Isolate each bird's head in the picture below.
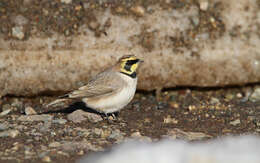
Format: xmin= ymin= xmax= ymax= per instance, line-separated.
xmin=118 ymin=55 xmax=143 ymax=78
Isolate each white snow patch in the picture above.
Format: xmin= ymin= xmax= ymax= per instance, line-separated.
xmin=79 ymin=135 xmax=260 ymax=163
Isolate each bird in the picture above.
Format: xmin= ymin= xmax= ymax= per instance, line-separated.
xmin=46 ymin=55 xmax=143 ymax=119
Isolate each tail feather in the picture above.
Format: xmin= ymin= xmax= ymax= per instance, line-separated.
xmin=45 ymin=98 xmax=68 ymax=108
xmin=45 ymin=91 xmax=81 ymax=108
xmin=58 ymin=94 xmax=70 ymax=99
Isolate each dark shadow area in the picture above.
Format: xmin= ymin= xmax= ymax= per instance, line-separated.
xmin=3 ymin=82 xmax=260 ymax=98
xmin=135 ymin=82 xmax=260 ymax=95
xmin=159 ymin=83 xmax=254 ymax=93
xmin=40 ymin=101 xmax=101 ymax=115
xmin=39 ymin=101 xmax=119 ymax=119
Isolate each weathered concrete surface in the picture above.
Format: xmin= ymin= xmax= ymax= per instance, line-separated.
xmin=0 ymin=0 xmax=260 ymax=96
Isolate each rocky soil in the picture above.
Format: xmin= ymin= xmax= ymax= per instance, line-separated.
xmin=1 ymin=85 xmax=260 ymax=162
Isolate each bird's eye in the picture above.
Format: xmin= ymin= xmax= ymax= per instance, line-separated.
xmin=126 ymin=59 xmax=139 ymax=65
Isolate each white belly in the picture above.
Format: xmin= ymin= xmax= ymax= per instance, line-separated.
xmin=84 ymin=75 xmax=137 ymax=114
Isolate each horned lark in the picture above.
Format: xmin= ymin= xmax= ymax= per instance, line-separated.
xmin=46 ymin=55 xmax=143 ymax=118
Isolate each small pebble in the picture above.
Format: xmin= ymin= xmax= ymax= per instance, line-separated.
xmin=169 ymin=102 xmax=179 ymax=108
xmin=67 ymin=110 xmax=103 ymax=123
xmin=25 ymin=106 xmax=37 ymax=115
xmin=144 ymin=118 xmax=151 ymax=123
xmin=0 ymin=123 xmax=8 ymax=131
xmin=83 ymin=2 xmax=90 ymax=9
xmin=191 ymin=16 xmax=200 ymax=26
xmin=40 ymin=121 xmax=51 ymax=132
xmin=12 ymin=26 xmax=25 ymax=40
xmin=12 ymin=14 xmax=28 ymax=26
xmin=188 ymin=105 xmax=196 ymax=111
xmin=249 ymin=87 xmax=260 ymax=102
xmin=88 ymin=21 xmax=100 ymax=30
xmin=42 ymin=156 xmax=51 ymax=162
xmin=130 ymin=6 xmax=145 ymax=16
xmin=210 ymin=97 xmax=220 ymax=104
xmin=131 ymin=132 xmax=152 ymax=142
xmin=2 ymin=104 xmax=11 ymax=111
xmin=93 ymin=128 xmax=103 ymax=136
xmin=108 ymin=129 xmax=125 ymax=141
xmin=38 ymin=151 xmax=48 ymax=158
xmin=115 ymin=6 xmax=124 ymax=14
xmin=49 ymin=142 xmax=61 ymax=148
xmin=52 ymin=119 xmax=67 ymax=124
xmin=75 ymin=5 xmax=82 ymax=11
xmin=78 ymin=150 xmax=84 ymax=155
xmin=57 ymin=151 xmax=70 ymax=156
xmin=199 ymin=0 xmax=209 ymax=11
xmin=60 ymin=0 xmax=72 ymax=4
xmin=225 ymin=94 xmax=234 ymax=101
xmin=11 ymin=98 xmax=23 ymax=110
xmin=164 ymin=115 xmax=178 ymax=124
xmin=18 ymin=115 xmax=53 ymax=121
xmin=230 ymin=119 xmax=241 ymax=126
xmin=131 ymin=131 xmax=142 ymax=138
xmin=156 ymin=102 xmax=168 ymax=110
xmin=166 ymin=128 xmax=212 ymax=141
xmin=0 ymin=109 xmax=11 ymax=116
xmin=0 ymin=130 xmax=19 ymax=138
xmin=255 ymin=121 xmax=260 ymax=127
xmin=236 ymin=93 xmax=243 ymax=98
xmin=252 ymin=117 xmax=260 ymax=127
xmin=42 ymin=9 xmax=49 ymax=16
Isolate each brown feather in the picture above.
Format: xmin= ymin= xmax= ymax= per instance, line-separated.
xmin=46 ymin=66 xmax=125 ymax=107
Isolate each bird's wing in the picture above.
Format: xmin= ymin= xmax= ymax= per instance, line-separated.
xmin=46 ymin=70 xmax=125 ymax=107
xmin=66 ymin=71 xmax=125 ymax=99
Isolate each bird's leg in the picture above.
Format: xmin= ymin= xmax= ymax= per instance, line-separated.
xmin=102 ymin=112 xmax=118 ymax=121
xmin=105 ymin=113 xmax=109 ymax=119
xmin=111 ymin=113 xmax=117 ymax=120
xmin=103 ymin=113 xmax=115 ymax=123
xmin=101 ymin=113 xmax=109 ymax=120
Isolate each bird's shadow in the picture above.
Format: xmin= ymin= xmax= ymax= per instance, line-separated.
xmin=40 ymin=101 xmax=102 ymax=115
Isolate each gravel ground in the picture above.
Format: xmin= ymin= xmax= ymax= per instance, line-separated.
xmin=0 ymin=85 xmax=260 ymax=162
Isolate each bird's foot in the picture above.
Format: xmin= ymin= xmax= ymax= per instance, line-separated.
xmin=102 ymin=113 xmax=118 ymax=122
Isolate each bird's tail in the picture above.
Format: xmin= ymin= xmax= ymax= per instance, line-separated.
xmin=45 ymin=98 xmax=68 ymax=108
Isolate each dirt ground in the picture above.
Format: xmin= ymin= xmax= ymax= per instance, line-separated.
xmin=1 ymin=85 xmax=260 ymax=162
